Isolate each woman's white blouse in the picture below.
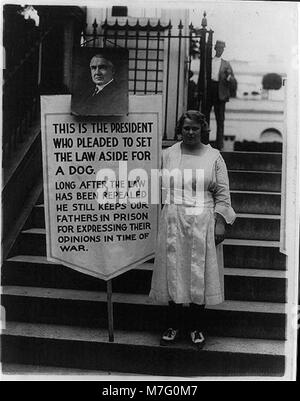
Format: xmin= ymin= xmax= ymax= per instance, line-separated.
xmin=150 ymin=142 xmax=236 ymax=306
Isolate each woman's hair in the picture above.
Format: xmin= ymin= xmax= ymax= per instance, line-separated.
xmin=175 ymin=110 xmax=210 ymax=140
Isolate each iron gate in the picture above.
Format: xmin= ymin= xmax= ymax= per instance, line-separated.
xmin=80 ymin=14 xmax=213 ymax=140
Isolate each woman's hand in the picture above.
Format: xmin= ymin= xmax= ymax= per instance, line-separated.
xmin=215 ymin=213 xmax=226 ymax=245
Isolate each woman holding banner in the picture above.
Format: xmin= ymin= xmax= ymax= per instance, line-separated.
xmin=149 ymin=110 xmax=236 ymax=349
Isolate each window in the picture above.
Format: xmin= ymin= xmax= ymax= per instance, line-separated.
xmin=260 ymin=128 xmax=282 ymax=142
xmin=111 ymin=6 xmax=128 ymax=17
xmin=127 ymin=7 xmax=161 ymax=18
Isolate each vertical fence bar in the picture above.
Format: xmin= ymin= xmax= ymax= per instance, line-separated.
xmin=187 ymin=22 xmax=194 ymax=111
xmin=80 ymin=22 xmax=87 ymax=46
xmin=197 ymin=12 xmax=208 ymax=113
xmin=103 ymin=19 xmax=108 ymax=48
xmin=206 ymin=29 xmax=213 ymax=82
xmin=114 ymin=19 xmax=118 ymax=47
xmin=201 ymin=13 xmax=209 ymax=116
xmin=144 ymin=20 xmax=151 ymax=94
xmin=163 ymin=21 xmax=172 ymax=140
xmin=92 ymin=19 xmax=98 ymax=48
xmin=201 ymin=30 xmax=207 ymax=116
xmin=174 ymin=20 xmax=183 ymax=140
xmin=205 ymin=28 xmax=213 ymax=127
xmin=188 ymin=23 xmax=193 ymax=82
xmin=38 ymin=34 xmax=43 ymax=85
xmin=197 ymin=29 xmax=205 ymax=111
xmin=133 ymin=20 xmax=140 ymax=95
xmin=155 ymin=21 xmax=161 ymax=94
xmin=124 ymin=19 xmax=129 ymax=49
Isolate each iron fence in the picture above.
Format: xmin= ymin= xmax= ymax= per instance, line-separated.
xmin=80 ymin=17 xmax=212 ymax=140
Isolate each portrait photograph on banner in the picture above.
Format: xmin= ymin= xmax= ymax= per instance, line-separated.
xmin=71 ymin=47 xmax=129 ymax=116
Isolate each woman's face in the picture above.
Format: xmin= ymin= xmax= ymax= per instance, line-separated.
xmin=182 ymin=118 xmax=202 ymax=146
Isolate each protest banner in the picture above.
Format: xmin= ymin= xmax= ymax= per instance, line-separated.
xmin=41 ymin=95 xmax=162 ymax=281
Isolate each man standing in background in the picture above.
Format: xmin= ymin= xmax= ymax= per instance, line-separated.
xmin=205 ymin=40 xmax=235 ymax=150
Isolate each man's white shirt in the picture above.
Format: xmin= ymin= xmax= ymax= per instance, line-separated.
xmin=211 ymin=57 xmax=222 ymax=82
xmin=93 ymin=79 xmax=114 ymax=96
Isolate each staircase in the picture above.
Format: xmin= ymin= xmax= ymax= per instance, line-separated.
xmin=1 ymin=150 xmax=287 ymax=377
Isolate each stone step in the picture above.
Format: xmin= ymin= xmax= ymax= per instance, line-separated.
xmin=224 ymin=241 xmax=285 ymax=270
xmin=233 ymin=142 xmax=282 ymax=153
xmin=228 ymin=214 xmax=280 ymax=241
xmin=1 ymin=363 xmax=142 ymax=376
xmin=1 ymin=322 xmax=285 ymax=376
xmin=231 ymin=191 xmax=281 ymax=215
xmin=222 ymin=151 xmax=282 ymax=172
xmin=228 ymin=171 xmax=281 ymax=192
xmin=224 ymin=269 xmax=286 ymax=303
xmin=1 ymin=286 xmax=286 ymax=340
xmin=3 ymin=256 xmax=287 ymax=303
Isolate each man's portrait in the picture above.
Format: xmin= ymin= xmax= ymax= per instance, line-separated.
xmin=71 ymin=48 xmax=128 ymax=116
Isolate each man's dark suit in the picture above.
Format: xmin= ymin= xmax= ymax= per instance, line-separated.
xmin=205 ymin=58 xmax=235 ymax=149
xmin=71 ymin=80 xmax=128 ymax=116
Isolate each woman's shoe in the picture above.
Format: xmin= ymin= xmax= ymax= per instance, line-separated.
xmin=160 ymin=328 xmax=180 ymax=346
xmin=190 ymin=330 xmax=205 ymax=349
